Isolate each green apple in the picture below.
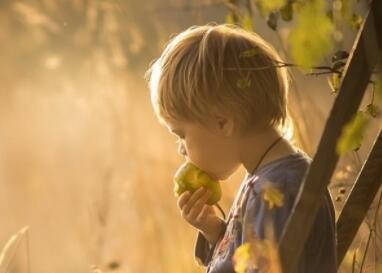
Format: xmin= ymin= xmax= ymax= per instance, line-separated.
xmin=173 ymin=161 xmax=222 ymax=205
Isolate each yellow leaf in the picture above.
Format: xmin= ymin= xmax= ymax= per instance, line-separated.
xmin=236 ymin=78 xmax=251 ymax=89
xmin=288 ymin=0 xmax=334 ymax=72
xmin=366 ymin=103 xmax=379 ymax=118
xmin=350 ymin=13 xmax=363 ymax=30
xmin=336 ymin=111 xmax=369 ymax=155
xmin=233 ymin=238 xmax=282 ymax=273
xmin=255 ymin=0 xmax=287 ymax=14
xmin=241 ymin=13 xmax=254 ymax=32
xmin=342 ymin=249 xmax=359 ymax=269
xmin=233 ymin=242 xmax=252 ymax=273
xmin=240 ymin=48 xmax=260 ymax=58
xmin=225 ymin=12 xmax=236 ymax=25
xmin=261 ymin=182 xmax=284 ymax=209
xmin=327 ymin=73 xmax=342 ymax=94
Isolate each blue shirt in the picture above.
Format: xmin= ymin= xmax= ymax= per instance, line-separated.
xmin=194 ymin=150 xmax=337 ymax=273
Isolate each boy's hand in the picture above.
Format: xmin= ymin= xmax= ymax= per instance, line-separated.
xmin=177 ymin=187 xmax=225 ymax=245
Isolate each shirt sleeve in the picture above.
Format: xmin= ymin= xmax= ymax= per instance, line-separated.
xmin=194 ymin=221 xmax=228 ymax=266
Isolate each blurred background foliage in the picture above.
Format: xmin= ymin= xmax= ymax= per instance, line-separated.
xmin=0 ymin=0 xmax=381 ymax=273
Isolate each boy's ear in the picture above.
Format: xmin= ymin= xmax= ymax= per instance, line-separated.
xmin=210 ymin=108 xmax=235 ymax=137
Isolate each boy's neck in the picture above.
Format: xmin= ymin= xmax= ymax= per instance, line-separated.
xmin=239 ymin=126 xmax=298 ymax=176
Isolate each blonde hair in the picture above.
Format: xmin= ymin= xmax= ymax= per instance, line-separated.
xmin=144 ymin=23 xmax=292 ymax=136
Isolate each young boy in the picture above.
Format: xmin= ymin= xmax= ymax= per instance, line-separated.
xmin=144 ymin=23 xmax=337 ymax=273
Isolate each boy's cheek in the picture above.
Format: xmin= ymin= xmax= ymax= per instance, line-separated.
xmin=190 ymin=159 xmax=221 ymax=180
xmin=184 ymin=143 xmax=226 ymax=177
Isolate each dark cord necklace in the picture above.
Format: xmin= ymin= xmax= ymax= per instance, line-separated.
xmin=215 ymin=133 xmax=285 ymax=221
xmin=248 ymin=133 xmax=285 ymax=176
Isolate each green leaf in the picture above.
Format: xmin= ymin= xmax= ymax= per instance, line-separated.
xmin=366 ymin=103 xmax=380 ymax=118
xmin=255 ymin=0 xmax=287 ymax=14
xmin=288 ymin=0 xmax=335 ymax=72
xmin=266 ymin=12 xmax=278 ymax=31
xmin=351 ymin=13 xmax=363 ymax=30
xmin=237 ymin=78 xmax=252 ymax=89
xmin=226 ymin=12 xmax=236 ymax=24
xmin=241 ymin=13 xmax=254 ymax=31
xmin=240 ymin=48 xmax=260 ymax=58
xmin=327 ymin=73 xmax=342 ymax=94
xmin=336 ymin=111 xmax=369 ymax=155
xmin=280 ymin=1 xmax=293 ymax=21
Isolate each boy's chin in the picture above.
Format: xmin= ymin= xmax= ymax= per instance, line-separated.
xmin=211 ymin=171 xmax=234 ymax=181
xmin=205 ymin=171 xmax=221 ymax=181
xmin=215 ymin=165 xmax=241 ymax=181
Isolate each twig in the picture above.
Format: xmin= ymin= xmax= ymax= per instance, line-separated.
xmin=26 ymin=228 xmax=31 ymax=273
xmin=1 ymin=226 xmax=29 ymax=273
xmin=305 ymin=71 xmax=340 ymax=76
xmin=359 ymin=189 xmax=382 ymax=273
xmin=354 ymin=151 xmax=363 ymax=170
xmin=359 ymin=228 xmax=372 ymax=273
xmin=352 ymin=249 xmax=357 ymax=273
xmin=223 ymin=60 xmax=345 ymax=77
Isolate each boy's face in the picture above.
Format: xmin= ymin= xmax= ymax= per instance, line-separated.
xmin=164 ymin=115 xmax=241 ymax=181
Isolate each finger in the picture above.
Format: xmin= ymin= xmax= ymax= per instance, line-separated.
xmin=182 ymin=187 xmax=207 ymax=215
xmin=177 ymin=191 xmax=192 ymax=210
xmin=184 ymin=189 xmax=212 ymax=217
xmin=187 ymin=187 xmax=207 ymax=207
xmin=195 ymin=205 xmax=209 ymax=222
xmin=188 ymin=190 xmax=212 ymax=216
xmin=186 ymin=197 xmax=212 ymax=223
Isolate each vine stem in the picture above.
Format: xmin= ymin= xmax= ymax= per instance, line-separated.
xmin=214 ymin=202 xmax=226 ymax=220
xmin=223 ymin=60 xmax=343 ymax=76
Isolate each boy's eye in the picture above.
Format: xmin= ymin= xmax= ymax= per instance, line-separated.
xmin=174 ymin=133 xmax=185 ymax=140
xmin=175 ymin=138 xmax=183 ymax=144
